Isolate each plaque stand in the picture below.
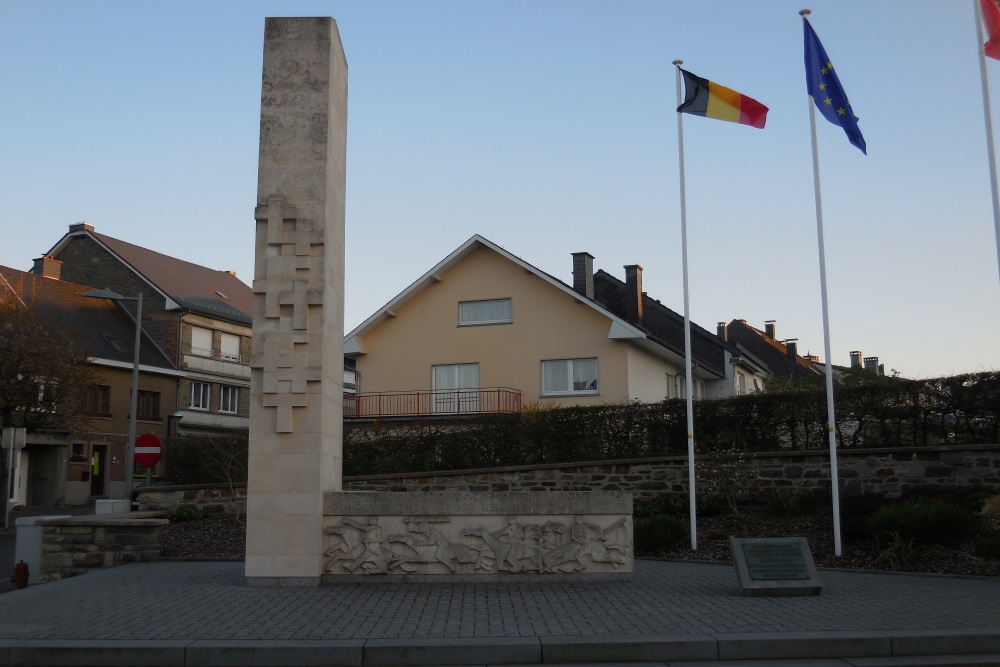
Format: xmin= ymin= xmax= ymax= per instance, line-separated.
xmin=730 ymin=537 xmax=822 ymax=597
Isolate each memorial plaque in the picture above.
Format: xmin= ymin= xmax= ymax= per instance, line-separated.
xmin=742 ymin=541 xmax=810 ymax=580
xmin=730 ymin=537 xmax=821 ymax=597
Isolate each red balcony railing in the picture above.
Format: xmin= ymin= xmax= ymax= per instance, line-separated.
xmin=344 ymin=387 xmax=521 ymax=420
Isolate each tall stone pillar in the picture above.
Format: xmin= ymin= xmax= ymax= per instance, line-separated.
xmin=245 ymin=17 xmax=347 ymax=586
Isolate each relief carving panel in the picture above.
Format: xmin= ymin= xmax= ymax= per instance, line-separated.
xmin=324 ymin=514 xmax=631 ymax=575
xmin=252 ymin=195 xmax=324 ymax=433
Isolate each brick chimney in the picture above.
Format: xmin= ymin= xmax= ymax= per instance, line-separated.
xmin=764 ymin=320 xmax=776 ymax=339
xmin=624 ymin=265 xmax=643 ymax=324
xmin=69 ymin=222 xmax=94 ymax=233
xmin=571 ymin=252 xmax=594 ymax=300
xmin=850 ymin=351 xmax=863 ymax=368
xmin=784 ymin=339 xmax=798 ymax=359
xmin=31 ymin=256 xmax=62 ymax=280
xmin=717 ymin=322 xmax=728 ymax=341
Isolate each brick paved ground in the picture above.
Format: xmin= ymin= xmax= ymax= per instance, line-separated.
xmin=1 ymin=560 xmax=998 ymax=642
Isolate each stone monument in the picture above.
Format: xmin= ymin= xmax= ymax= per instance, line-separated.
xmin=246 ymin=17 xmax=631 ymax=585
xmin=245 ymin=17 xmax=347 ymax=586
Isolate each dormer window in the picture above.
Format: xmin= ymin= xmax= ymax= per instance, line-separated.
xmin=459 ymin=298 xmax=512 ymax=326
xmin=102 ymin=335 xmax=126 ymax=353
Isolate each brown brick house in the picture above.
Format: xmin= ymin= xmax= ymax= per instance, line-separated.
xmin=43 ymin=223 xmax=252 ymax=437
xmin=0 ymin=264 xmax=181 ymax=505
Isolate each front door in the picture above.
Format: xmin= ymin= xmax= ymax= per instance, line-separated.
xmin=89 ymin=445 xmax=107 ymax=497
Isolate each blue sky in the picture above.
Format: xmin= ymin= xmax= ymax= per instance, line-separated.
xmin=2 ymin=1 xmax=998 ymax=379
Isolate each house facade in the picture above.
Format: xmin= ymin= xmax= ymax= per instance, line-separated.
xmin=1 ymin=264 xmax=182 ymax=505
xmin=44 ymin=223 xmax=252 ymax=437
xmin=345 ymin=236 xmax=767 ymax=416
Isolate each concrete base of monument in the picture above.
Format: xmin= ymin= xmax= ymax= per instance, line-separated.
xmin=320 ymin=491 xmax=633 ymax=581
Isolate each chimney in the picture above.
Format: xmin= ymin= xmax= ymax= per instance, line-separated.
xmin=571 ymin=252 xmax=594 ymax=300
xmin=717 ymin=322 xmax=728 ymax=341
xmin=764 ymin=320 xmax=776 ymax=339
xmin=850 ymin=351 xmax=863 ymax=368
xmin=864 ymin=356 xmax=880 ymax=373
xmin=784 ymin=339 xmax=798 ymax=359
xmin=69 ymin=222 xmax=94 ymax=233
xmin=624 ymin=264 xmax=643 ymax=324
xmin=31 ymin=256 xmax=62 ymax=280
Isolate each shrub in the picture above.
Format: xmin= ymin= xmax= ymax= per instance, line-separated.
xmin=980 ymin=495 xmax=1000 ymax=532
xmin=168 ymin=507 xmax=206 ymax=522
xmin=634 ymin=494 xmax=688 ymax=520
xmin=871 ymin=530 xmax=916 ymax=570
xmin=841 ymin=495 xmax=886 ymax=538
xmin=697 ymin=495 xmax=728 ymax=518
xmin=766 ymin=492 xmax=823 ymax=519
xmin=633 ymin=515 xmax=688 ymax=554
xmin=974 ymin=535 xmax=1000 ymax=560
xmin=866 ymin=497 xmax=976 ymax=547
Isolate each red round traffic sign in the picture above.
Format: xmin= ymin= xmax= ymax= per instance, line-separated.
xmin=134 ymin=433 xmax=162 ymax=467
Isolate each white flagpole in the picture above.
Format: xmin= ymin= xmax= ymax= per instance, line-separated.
xmin=801 ymin=9 xmax=842 ymax=557
xmin=974 ymin=0 xmax=1000 ymax=289
xmin=673 ymin=59 xmax=698 ymax=551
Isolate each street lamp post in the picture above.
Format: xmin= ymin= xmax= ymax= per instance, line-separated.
xmin=83 ymin=288 xmax=142 ymax=504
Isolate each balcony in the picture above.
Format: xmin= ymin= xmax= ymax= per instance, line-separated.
xmin=344 ymin=387 xmax=521 ymax=420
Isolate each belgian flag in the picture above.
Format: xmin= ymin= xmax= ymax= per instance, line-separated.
xmin=676 ymin=68 xmax=768 ymax=129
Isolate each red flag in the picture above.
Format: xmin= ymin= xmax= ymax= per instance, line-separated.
xmin=982 ymin=0 xmax=1000 ymax=60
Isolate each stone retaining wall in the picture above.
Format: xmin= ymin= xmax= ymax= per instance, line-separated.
xmin=39 ymin=512 xmax=168 ymax=583
xmin=136 ymin=486 xmax=244 ymax=515
xmin=343 ymin=445 xmax=1000 ymax=501
xmin=135 ymin=445 xmax=1000 ymax=514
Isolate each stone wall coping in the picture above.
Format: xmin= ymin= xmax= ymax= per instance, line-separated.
xmin=343 ymin=443 xmax=1000 ymax=481
xmin=39 ymin=511 xmax=169 ymax=527
xmin=135 ymin=483 xmax=237 ymax=493
xmin=324 ymin=490 xmax=632 ymax=515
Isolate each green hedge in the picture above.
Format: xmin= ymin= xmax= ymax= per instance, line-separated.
xmin=344 ymin=371 xmax=1000 ymax=476
xmin=163 ymin=372 xmax=1000 ymax=484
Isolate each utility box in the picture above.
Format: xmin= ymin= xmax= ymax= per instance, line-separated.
xmin=95 ymin=499 xmax=130 ymax=515
xmin=14 ymin=515 xmax=70 ymax=585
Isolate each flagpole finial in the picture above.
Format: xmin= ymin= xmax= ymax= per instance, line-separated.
xmin=799 ymin=8 xmax=812 ymax=17
xmin=672 ymin=59 xmax=683 ymax=66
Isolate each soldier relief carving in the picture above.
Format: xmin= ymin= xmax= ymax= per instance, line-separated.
xmin=324 ymin=515 xmax=631 ymax=575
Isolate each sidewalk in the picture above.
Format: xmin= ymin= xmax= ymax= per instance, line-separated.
xmin=0 ymin=559 xmax=997 ymax=665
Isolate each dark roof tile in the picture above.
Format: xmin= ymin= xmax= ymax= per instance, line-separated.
xmin=90 ymin=231 xmax=252 ymax=325
xmin=0 ymin=266 xmax=176 ymax=370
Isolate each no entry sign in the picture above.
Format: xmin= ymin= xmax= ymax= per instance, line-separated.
xmin=134 ymin=433 xmax=162 ymax=467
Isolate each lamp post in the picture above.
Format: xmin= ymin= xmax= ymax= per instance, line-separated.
xmin=83 ymin=288 xmax=142 ymax=503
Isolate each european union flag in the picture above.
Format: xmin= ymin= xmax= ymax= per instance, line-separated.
xmin=803 ymin=19 xmax=866 ymax=154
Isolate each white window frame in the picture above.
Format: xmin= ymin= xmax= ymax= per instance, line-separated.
xmin=190 ymin=381 xmax=210 ymax=411
xmin=431 ymin=363 xmax=480 ymax=413
xmin=219 ymin=385 xmax=239 ymax=414
xmin=190 ymin=326 xmax=213 ymax=358
xmin=541 ymin=358 xmax=599 ymax=396
xmin=676 ymin=375 xmax=686 ymax=400
xmin=665 ymin=374 xmax=673 ymax=399
xmin=219 ymin=333 xmax=241 ymax=362
xmin=458 ymin=299 xmax=512 ymax=326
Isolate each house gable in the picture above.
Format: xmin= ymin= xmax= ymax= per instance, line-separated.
xmin=47 ymin=224 xmax=252 ymax=326
xmin=726 ymin=319 xmax=822 ymax=382
xmin=353 ymin=244 xmax=634 ymax=404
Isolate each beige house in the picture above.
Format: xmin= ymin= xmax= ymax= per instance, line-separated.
xmin=345 ymin=236 xmax=766 ymax=417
